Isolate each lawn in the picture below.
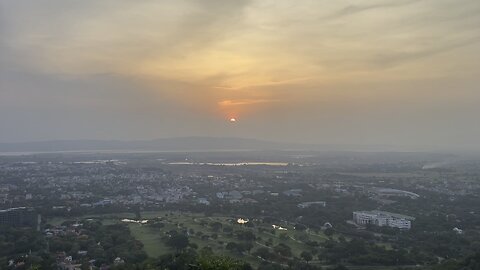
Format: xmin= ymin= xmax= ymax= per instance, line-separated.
xmin=128 ymin=223 xmax=170 ymax=257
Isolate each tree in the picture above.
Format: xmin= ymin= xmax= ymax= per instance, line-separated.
xmin=27 ymin=264 xmax=40 ymax=270
xmin=166 ymin=234 xmax=189 ymax=251
xmin=274 ymin=243 xmax=292 ymax=257
xmin=226 ymin=242 xmax=238 ymax=251
xmin=295 ymin=224 xmax=307 ymax=231
xmin=324 ymin=228 xmax=334 ymax=237
xmin=226 ymin=242 xmax=253 ymax=254
xmin=236 ymin=231 xmax=256 ymax=242
xmin=306 ymin=240 xmax=319 ymax=247
xmin=301 ymin=251 xmax=313 ymax=263
xmin=210 ymin=222 xmax=223 ymax=232
xmin=242 ymin=242 xmax=254 ymax=254
xmin=197 ymin=254 xmax=253 ymax=270
xmin=332 ymin=264 xmax=349 ymax=270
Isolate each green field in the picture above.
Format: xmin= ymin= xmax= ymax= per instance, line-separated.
xmin=128 ymin=223 xmax=170 ymax=257
xmin=47 ymin=211 xmax=408 ymax=269
xmin=47 ymin=210 xmax=333 ymax=266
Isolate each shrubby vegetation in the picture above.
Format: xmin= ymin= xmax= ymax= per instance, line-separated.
xmin=0 ymin=226 xmax=53 ymax=269
xmin=117 ymin=250 xmax=253 ymax=270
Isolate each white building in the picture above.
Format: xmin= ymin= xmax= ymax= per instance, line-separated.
xmin=453 ymin=227 xmax=463 ymax=234
xmin=388 ymin=218 xmax=412 ymax=229
xmin=197 ymin=198 xmax=210 ymax=205
xmin=353 ymin=210 xmax=414 ymax=230
xmin=373 ymin=188 xmax=420 ymax=199
xmin=297 ymin=201 xmax=326 ymax=208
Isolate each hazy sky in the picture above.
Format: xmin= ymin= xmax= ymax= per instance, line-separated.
xmin=1 ymin=0 xmax=480 ymax=149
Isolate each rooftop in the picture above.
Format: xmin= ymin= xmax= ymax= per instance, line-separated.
xmin=354 ymin=210 xmax=415 ymax=220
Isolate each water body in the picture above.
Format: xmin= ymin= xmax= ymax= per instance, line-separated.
xmin=168 ymin=162 xmax=289 ymax=166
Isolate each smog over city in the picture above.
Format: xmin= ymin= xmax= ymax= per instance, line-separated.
xmin=1 ymin=1 xmax=480 ymax=270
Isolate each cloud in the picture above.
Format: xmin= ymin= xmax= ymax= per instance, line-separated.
xmin=324 ymin=0 xmax=423 ymax=20
xmin=218 ymin=99 xmax=280 ymax=107
xmin=371 ymin=35 xmax=480 ymax=68
xmin=212 ymin=77 xmax=313 ymax=90
xmin=1 ymin=0 xmax=480 ymax=147
xmin=2 ymin=0 xmax=479 ymax=81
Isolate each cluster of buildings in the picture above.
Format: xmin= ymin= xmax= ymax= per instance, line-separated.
xmin=353 ymin=210 xmax=415 ymax=230
xmin=215 ymin=190 xmax=263 ymax=204
xmin=282 ymin=189 xmax=302 ymax=197
xmin=215 ymin=188 xmax=308 ymax=204
xmin=0 ymin=160 xmax=199 ymax=212
xmin=44 ymin=222 xmax=127 ymax=270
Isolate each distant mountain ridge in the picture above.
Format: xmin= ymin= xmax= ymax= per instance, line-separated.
xmin=0 ymin=137 xmax=444 ymax=153
xmin=0 ymin=137 xmax=318 ymax=152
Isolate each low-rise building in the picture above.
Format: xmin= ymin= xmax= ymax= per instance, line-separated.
xmin=297 ymin=201 xmax=326 ymax=208
xmin=353 ymin=210 xmax=414 ymax=230
xmin=197 ymin=198 xmax=210 ymax=205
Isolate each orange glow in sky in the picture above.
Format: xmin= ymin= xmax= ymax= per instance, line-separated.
xmin=2 ymin=1 xmax=480 ymax=147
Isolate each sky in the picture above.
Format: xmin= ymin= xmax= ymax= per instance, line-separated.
xmin=1 ymin=0 xmax=480 ymax=149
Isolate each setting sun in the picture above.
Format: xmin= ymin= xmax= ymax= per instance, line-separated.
xmin=1 ymin=1 xmax=480 ymax=269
